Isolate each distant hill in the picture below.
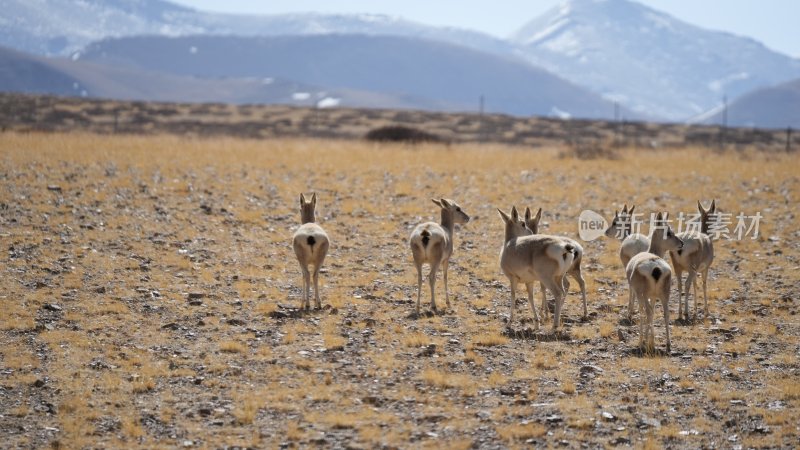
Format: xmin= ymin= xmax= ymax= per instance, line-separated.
xmin=699 ymin=78 xmax=800 ymax=129
xmin=4 ymin=0 xmax=800 ymax=123
xmin=0 ymin=46 xmax=83 ymax=95
xmin=78 ymin=34 xmax=623 ymax=119
xmin=0 ymin=44 xmax=453 ymax=109
xmin=0 ymin=0 xmax=512 ymax=59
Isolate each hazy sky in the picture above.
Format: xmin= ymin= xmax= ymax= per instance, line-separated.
xmin=172 ymin=0 xmax=800 ymax=58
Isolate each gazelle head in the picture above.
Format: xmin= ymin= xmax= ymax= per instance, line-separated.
xmin=654 ymin=212 xmax=683 ymax=252
xmin=697 ymin=199 xmax=716 ymax=235
xmin=498 ymin=206 xmax=529 ymax=241
xmin=605 ymin=203 xmax=636 ymax=239
xmin=433 ymin=198 xmax=470 ymax=225
xmin=523 ymin=207 xmax=542 ymax=234
xmin=299 ymin=192 xmax=317 ymax=224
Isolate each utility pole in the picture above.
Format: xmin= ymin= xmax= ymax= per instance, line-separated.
xmin=478 ymin=95 xmax=485 ymax=142
xmin=719 ymin=94 xmax=728 ymax=149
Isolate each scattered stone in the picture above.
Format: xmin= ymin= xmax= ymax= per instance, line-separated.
xmin=752 ymin=425 xmax=770 ymax=435
xmin=610 ymin=437 xmax=631 ymax=445
xmin=638 ymin=417 xmax=661 ymax=429
xmin=417 ymin=344 xmax=436 ymax=357
xmin=47 ymin=185 xmax=62 ymax=192
xmin=601 ymin=411 xmax=616 ymax=422
xmin=546 ymin=414 xmax=563 ymax=423
xmin=43 ymin=303 xmax=62 ymax=312
xmin=268 ymin=310 xmax=289 ymax=319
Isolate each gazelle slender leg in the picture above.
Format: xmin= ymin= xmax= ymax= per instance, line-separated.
xmin=301 ymin=265 xmax=311 ymax=310
xmin=675 ymin=269 xmax=684 ymax=321
xmin=539 ymin=282 xmax=548 ymax=323
xmin=428 ymin=260 xmax=441 ymax=312
xmin=313 ymin=267 xmax=321 ymax=309
xmin=509 ymin=278 xmax=518 ymax=324
xmin=526 ymin=282 xmax=540 ymax=331
xmin=571 ymin=269 xmax=587 ymax=319
xmin=645 ymin=299 xmax=655 ymax=353
xmin=702 ymin=268 xmax=710 ymax=317
xmin=685 ymin=270 xmax=697 ymax=322
xmin=442 ymin=259 xmax=450 ymax=309
xmin=639 ymin=298 xmax=647 ymax=352
xmin=541 ymin=276 xmax=565 ymax=330
xmin=415 ymin=263 xmax=423 ymax=315
xmin=627 ymin=282 xmax=636 ymax=322
xmin=661 ymin=295 xmax=671 ymax=354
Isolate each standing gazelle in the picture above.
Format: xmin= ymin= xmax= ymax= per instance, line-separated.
xmin=523 ymin=207 xmax=588 ymax=320
xmin=292 ymin=193 xmax=330 ymax=310
xmin=605 ymin=204 xmax=650 ymax=268
xmin=409 ymin=198 xmax=470 ymax=315
xmin=626 ymin=212 xmax=683 ymax=353
xmin=670 ymin=200 xmax=716 ymax=323
xmin=498 ymin=207 xmax=576 ymax=330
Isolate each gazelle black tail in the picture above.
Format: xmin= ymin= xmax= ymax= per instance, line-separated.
xmin=651 ymin=267 xmax=662 ymax=282
xmin=421 ymin=230 xmax=431 ymax=247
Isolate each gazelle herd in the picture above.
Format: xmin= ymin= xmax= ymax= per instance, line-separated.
xmin=292 ymin=193 xmax=718 ymax=355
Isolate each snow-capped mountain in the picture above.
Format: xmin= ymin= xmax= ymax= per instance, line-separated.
xmin=510 ymin=0 xmax=800 ymax=120
xmin=0 ymin=0 xmax=513 ymax=58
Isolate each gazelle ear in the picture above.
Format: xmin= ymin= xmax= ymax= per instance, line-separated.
xmin=524 ymin=207 xmax=532 ymax=222
xmin=710 ymin=199 xmax=716 ymax=213
xmin=614 ymin=210 xmax=619 ymax=218
xmin=300 ymin=193 xmax=306 ymax=205
xmin=431 ymin=198 xmax=442 ymax=207
xmin=534 ymin=207 xmax=542 ymax=224
xmin=628 ymin=205 xmax=635 ymax=215
xmin=697 ymin=200 xmax=706 ymax=215
xmin=622 ymin=204 xmax=629 ymax=214
xmin=311 ymin=192 xmax=317 ymax=207
xmin=497 ymin=208 xmax=511 ymax=224
xmin=511 ymin=206 xmax=519 ymax=222
xmin=439 ymin=198 xmax=451 ymax=208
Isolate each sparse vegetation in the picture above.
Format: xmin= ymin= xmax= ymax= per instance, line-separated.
xmin=0 ymin=130 xmax=798 ymax=449
xmin=364 ymin=125 xmax=444 ymax=143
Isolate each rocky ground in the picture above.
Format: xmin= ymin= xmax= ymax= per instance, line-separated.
xmin=0 ymin=132 xmax=798 ymax=449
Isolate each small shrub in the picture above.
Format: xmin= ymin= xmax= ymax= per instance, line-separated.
xmin=364 ymin=125 xmax=443 ymax=144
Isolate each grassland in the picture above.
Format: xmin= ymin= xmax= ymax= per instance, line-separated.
xmin=1 ymin=132 xmax=798 ymax=449
xmin=2 ymin=92 xmax=797 ymax=152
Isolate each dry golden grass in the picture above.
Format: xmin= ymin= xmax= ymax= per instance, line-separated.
xmin=496 ymin=422 xmax=547 ymax=441
xmin=1 ymin=132 xmax=797 ymax=449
